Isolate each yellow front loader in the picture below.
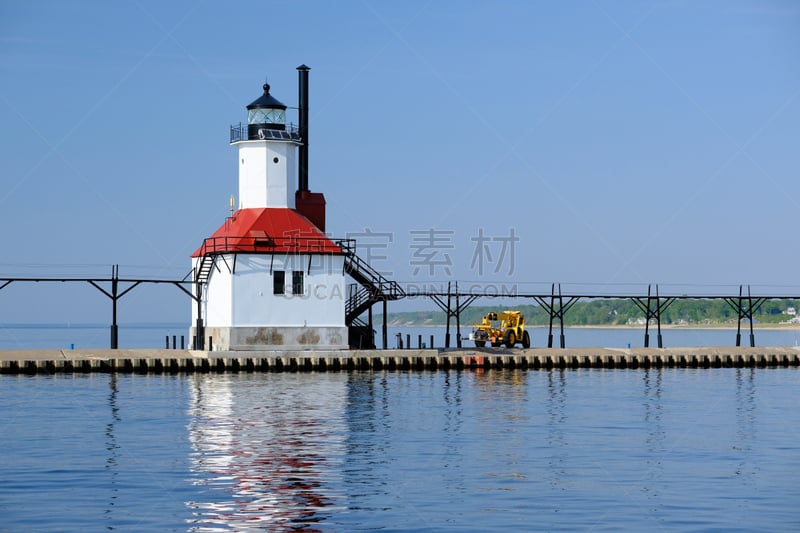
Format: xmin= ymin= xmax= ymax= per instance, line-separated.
xmin=469 ymin=310 xmax=530 ymax=348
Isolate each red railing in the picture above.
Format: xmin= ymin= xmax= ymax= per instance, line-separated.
xmin=197 ymin=235 xmax=352 ymax=256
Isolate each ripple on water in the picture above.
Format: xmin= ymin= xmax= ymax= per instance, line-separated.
xmin=1 ymin=369 xmax=800 ymax=531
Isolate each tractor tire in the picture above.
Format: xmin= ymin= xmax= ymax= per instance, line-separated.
xmin=522 ymin=330 xmax=531 ymax=349
xmin=504 ymin=330 xmax=516 ymax=348
xmin=475 ymin=340 xmax=486 ymax=348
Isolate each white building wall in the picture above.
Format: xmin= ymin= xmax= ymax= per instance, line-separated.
xmin=206 ymin=259 xmax=233 ymax=326
xmin=237 ymin=141 xmax=298 ymax=209
xmin=192 ymin=255 xmax=234 ymax=327
xmin=231 ymin=254 xmax=345 ymax=327
xmin=194 ymin=253 xmax=345 ymax=330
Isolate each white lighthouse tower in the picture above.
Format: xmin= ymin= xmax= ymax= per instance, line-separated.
xmin=190 ymin=69 xmax=347 ymax=351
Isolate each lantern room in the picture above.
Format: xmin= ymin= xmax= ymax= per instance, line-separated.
xmin=247 ymin=82 xmax=287 ymax=138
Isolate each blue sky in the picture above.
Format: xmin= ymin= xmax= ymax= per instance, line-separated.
xmin=1 ymin=0 xmax=799 ymax=323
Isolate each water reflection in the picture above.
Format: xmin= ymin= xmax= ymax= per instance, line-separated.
xmin=441 ymin=372 xmax=466 ymax=497
xmin=342 ymin=372 xmax=392 ymax=512
xmin=186 ymin=374 xmax=347 ymax=532
xmin=642 ymin=369 xmax=665 ymax=451
xmin=472 ymin=369 xmax=532 ymax=494
xmin=641 ymin=369 xmax=665 ymax=503
xmin=734 ymin=368 xmax=756 ymax=483
xmin=546 ymin=370 xmax=568 ymax=488
xmin=105 ymin=374 xmax=120 ymax=528
xmin=442 ymin=371 xmax=463 ymax=451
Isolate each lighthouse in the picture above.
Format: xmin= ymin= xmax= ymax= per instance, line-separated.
xmin=190 ymin=66 xmax=348 ymax=351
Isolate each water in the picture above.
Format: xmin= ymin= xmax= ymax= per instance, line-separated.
xmin=2 ymin=367 xmax=799 ymax=531
xmin=379 ymin=325 xmax=800 ymax=350
xmin=2 ymin=323 xmax=798 ymax=351
xmin=0 ymin=323 xmax=190 ymax=350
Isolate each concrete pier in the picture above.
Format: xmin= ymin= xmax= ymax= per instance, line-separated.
xmin=1 ymin=346 xmax=799 ymax=375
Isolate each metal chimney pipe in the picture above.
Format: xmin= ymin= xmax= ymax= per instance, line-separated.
xmin=297 ymin=64 xmax=310 ymax=192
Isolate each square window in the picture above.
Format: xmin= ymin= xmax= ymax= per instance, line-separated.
xmin=273 ymin=271 xmax=285 ymax=295
xmin=292 ymin=271 xmax=304 ymax=295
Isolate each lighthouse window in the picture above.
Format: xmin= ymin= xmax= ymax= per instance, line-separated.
xmin=273 ymin=270 xmax=285 ymax=295
xmin=248 ymin=108 xmax=286 ymax=125
xmin=292 ymin=271 xmax=304 ymax=295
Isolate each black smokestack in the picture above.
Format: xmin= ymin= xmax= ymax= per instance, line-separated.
xmin=297 ymin=64 xmax=310 ymax=192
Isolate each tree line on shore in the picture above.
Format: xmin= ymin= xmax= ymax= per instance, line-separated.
xmin=386 ymin=299 xmax=800 ymax=327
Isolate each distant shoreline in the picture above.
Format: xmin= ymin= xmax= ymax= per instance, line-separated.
xmin=562 ymin=324 xmax=800 ymax=330
xmin=388 ymin=322 xmax=800 ymax=330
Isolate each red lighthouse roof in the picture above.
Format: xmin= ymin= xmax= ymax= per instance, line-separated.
xmin=191 ymin=208 xmax=342 ymax=258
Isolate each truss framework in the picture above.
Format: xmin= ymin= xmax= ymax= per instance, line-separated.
xmin=0 ymin=268 xmax=791 ymax=350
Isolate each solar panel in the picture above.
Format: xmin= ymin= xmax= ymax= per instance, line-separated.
xmin=229 ymin=123 xmax=300 ymax=142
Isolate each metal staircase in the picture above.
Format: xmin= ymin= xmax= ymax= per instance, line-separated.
xmin=194 ymin=253 xmax=216 ymax=284
xmin=337 ymin=240 xmax=405 ymax=325
xmin=348 ymin=316 xmax=376 ymax=349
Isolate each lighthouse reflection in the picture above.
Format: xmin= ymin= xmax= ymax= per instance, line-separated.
xmin=186 ymin=374 xmax=347 ymax=532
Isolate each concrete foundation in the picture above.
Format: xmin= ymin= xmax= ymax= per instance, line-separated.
xmin=2 ymin=346 xmax=800 ymax=375
xmin=190 ymin=325 xmax=348 ymax=351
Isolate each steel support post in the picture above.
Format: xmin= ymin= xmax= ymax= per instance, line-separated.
xmin=446 ymin=284 xmax=452 ymax=348
xmin=382 ymin=299 xmax=388 ymax=350
xmin=368 ymin=305 xmax=373 ymax=347
xmin=88 ymin=265 xmax=142 ymax=350
xmin=633 ymin=285 xmax=674 ymax=349
xmin=725 ymin=286 xmax=764 ymax=348
xmin=748 ymin=288 xmax=756 ymax=347
xmin=536 ymin=284 xmax=576 ymax=349
xmin=735 ymin=286 xmax=743 ymax=347
xmin=110 ymin=265 xmax=119 ymax=349
xmin=558 ymin=287 xmax=566 ymax=348
xmin=656 ymin=285 xmax=663 ymax=348
xmin=195 ymin=280 xmax=205 ymax=350
xmin=455 ymin=287 xmax=462 ymax=348
xmin=643 ymin=286 xmax=651 ymax=348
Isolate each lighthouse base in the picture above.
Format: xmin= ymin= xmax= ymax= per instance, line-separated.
xmin=190 ymin=325 xmax=348 ymax=351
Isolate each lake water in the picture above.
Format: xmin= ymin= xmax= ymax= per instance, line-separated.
xmin=383 ymin=325 xmax=800 ymax=350
xmin=2 ymin=323 xmax=800 ymax=350
xmin=1 ymin=364 xmax=799 ymax=531
xmin=0 ymin=323 xmax=190 ymax=351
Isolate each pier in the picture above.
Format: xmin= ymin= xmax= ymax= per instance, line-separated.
xmin=4 ymin=271 xmax=800 ymax=351
xmin=2 ymin=346 xmax=799 ymax=375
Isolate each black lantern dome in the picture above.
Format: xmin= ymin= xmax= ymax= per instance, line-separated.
xmin=246 ymin=82 xmax=287 ymax=138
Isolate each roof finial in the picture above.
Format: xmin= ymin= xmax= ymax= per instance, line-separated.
xmin=263 ymin=75 xmax=270 ymax=94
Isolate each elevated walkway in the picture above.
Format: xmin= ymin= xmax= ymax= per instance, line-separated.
xmin=336 ymin=240 xmax=405 ymax=347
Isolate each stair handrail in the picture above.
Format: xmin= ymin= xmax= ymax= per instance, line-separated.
xmin=337 ymin=239 xmax=405 ymax=299
xmin=346 ymin=284 xmax=373 ymax=315
xmin=194 ymin=253 xmax=216 ymax=284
